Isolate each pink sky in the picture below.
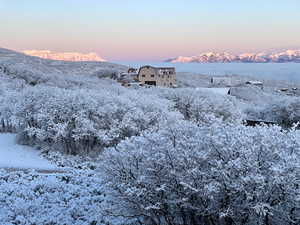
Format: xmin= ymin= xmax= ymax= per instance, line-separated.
xmin=1 ymin=0 xmax=300 ymax=61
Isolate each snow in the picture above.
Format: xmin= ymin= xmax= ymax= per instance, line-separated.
xmin=165 ymin=49 xmax=300 ymax=63
xmin=0 ymin=47 xmax=127 ymax=78
xmin=196 ymin=87 xmax=230 ymax=95
xmin=0 ymin=133 xmax=57 ymax=170
xmin=0 ymin=46 xmax=299 ymax=225
xmin=120 ymin=61 xmax=300 ymax=81
xmin=23 ymin=50 xmax=106 ymax=62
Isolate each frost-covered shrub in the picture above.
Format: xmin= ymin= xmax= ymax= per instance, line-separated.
xmin=160 ymin=88 xmax=242 ymax=125
xmin=228 ymin=86 xmax=278 ymax=102
xmin=100 ymin=122 xmax=300 ymax=225
xmin=41 ymin=150 xmax=99 ymax=170
xmin=245 ymin=96 xmax=300 ymax=127
xmin=0 ymin=93 xmax=20 ymax=132
xmin=0 ymin=169 xmax=120 ymax=225
xmin=0 ymin=75 xmax=26 ymax=132
xmin=8 ymin=86 xmax=178 ymax=155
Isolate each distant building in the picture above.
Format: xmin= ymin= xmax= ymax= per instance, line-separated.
xmin=128 ymin=68 xmax=138 ymax=73
xmin=245 ymin=80 xmax=263 ymax=89
xmin=117 ymin=71 xmax=138 ymax=86
xmin=117 ymin=65 xmax=177 ymax=88
xmin=277 ymin=87 xmax=300 ymax=96
xmin=279 ymin=88 xmax=288 ymax=92
xmin=210 ymin=77 xmax=234 ymax=87
xmin=137 ymin=65 xmax=176 ymax=87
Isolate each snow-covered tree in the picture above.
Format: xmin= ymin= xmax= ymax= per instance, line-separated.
xmin=100 ymin=121 xmax=300 ymax=225
xmin=0 ymin=84 xmax=180 ymax=155
xmin=161 ymin=88 xmax=242 ymax=125
xmin=245 ymin=96 xmax=300 ymax=127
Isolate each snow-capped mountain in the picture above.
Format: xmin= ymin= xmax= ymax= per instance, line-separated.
xmin=169 ymin=52 xmax=237 ymax=63
xmin=23 ymin=50 xmax=106 ymax=62
xmin=269 ymin=50 xmax=300 ymax=62
xmin=0 ymin=47 xmax=126 ymax=82
xmin=166 ymin=50 xmax=300 ymax=63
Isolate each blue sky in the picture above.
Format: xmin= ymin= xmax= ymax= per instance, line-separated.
xmin=1 ymin=0 xmax=300 ymax=61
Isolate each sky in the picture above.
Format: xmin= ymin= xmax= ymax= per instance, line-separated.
xmin=1 ymin=0 xmax=300 ymax=61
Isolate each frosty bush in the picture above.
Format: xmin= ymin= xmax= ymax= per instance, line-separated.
xmin=245 ymin=96 xmax=300 ymax=128
xmin=3 ymin=85 xmax=178 ymax=155
xmin=160 ymin=88 xmax=242 ymax=125
xmin=100 ymin=122 xmax=300 ymax=225
xmin=0 ymin=91 xmax=19 ymax=132
xmin=0 ymin=169 xmax=115 ymax=225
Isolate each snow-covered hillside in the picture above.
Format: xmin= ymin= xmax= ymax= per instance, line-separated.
xmin=23 ymin=50 xmax=106 ymax=62
xmin=0 ymin=47 xmax=299 ymax=225
xmin=166 ymin=49 xmax=300 ymax=63
xmin=0 ymin=47 xmax=126 ymax=80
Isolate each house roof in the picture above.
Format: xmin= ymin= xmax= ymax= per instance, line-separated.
xmin=246 ymin=80 xmax=263 ymax=85
xmin=139 ymin=65 xmax=175 ymax=70
xmin=156 ymin=67 xmax=176 ymax=70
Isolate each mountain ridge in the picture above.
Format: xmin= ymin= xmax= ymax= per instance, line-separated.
xmin=0 ymin=47 xmax=126 ymax=85
xmin=23 ymin=50 xmax=106 ymax=62
xmin=166 ymin=50 xmax=300 ymax=63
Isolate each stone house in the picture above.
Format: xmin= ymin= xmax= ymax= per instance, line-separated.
xmin=138 ymin=65 xmax=176 ymax=87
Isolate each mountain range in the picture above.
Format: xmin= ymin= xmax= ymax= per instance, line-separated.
xmin=165 ymin=50 xmax=300 ymax=63
xmin=0 ymin=47 xmax=126 ymax=83
xmin=23 ymin=50 xmax=106 ymax=62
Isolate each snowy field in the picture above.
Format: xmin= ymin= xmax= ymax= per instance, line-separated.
xmin=0 ymin=133 xmax=57 ymax=170
xmin=118 ymin=61 xmax=300 ymax=81
xmin=196 ymin=87 xmax=230 ymax=95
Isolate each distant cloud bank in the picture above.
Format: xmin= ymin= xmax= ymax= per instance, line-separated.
xmin=23 ymin=50 xmax=106 ymax=62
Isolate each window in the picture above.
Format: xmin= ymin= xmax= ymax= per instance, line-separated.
xmin=151 ymin=74 xmax=155 ymax=77
xmin=145 ymin=81 xmax=156 ymax=86
xmin=170 ymin=83 xmax=172 ymax=86
xmin=141 ymin=74 xmax=145 ymax=77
